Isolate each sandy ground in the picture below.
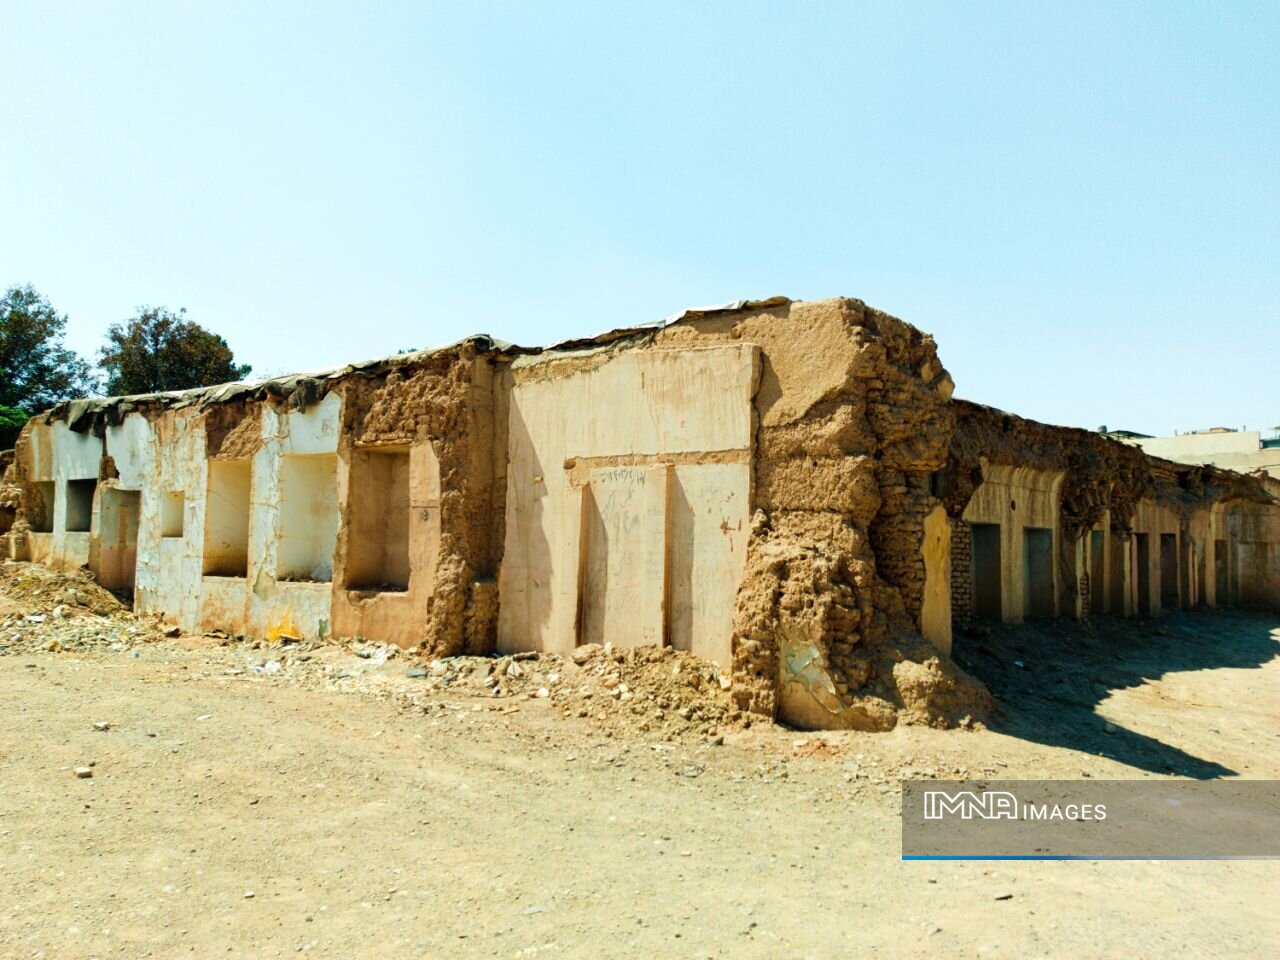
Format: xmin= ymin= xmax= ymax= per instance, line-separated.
xmin=1 ymin=574 xmax=1277 ymax=958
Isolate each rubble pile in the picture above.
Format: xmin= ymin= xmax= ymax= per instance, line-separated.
xmin=0 ymin=560 xmax=742 ymax=742
xmin=308 ymin=639 xmax=741 ymax=742
xmin=0 ymin=561 xmax=167 ymax=655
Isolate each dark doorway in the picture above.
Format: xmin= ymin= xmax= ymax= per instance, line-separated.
xmin=1194 ymin=540 xmax=1207 ymax=610
xmin=971 ymin=523 xmax=1002 ymax=619
xmin=1160 ymin=533 xmax=1179 ymax=609
xmin=1109 ymin=533 xmax=1127 ymax=613
xmin=1089 ymin=530 xmax=1105 ymax=614
xmin=1214 ymin=539 xmax=1229 ymax=606
xmin=1023 ymin=527 xmax=1055 ymax=618
xmin=1135 ymin=533 xmax=1151 ymax=616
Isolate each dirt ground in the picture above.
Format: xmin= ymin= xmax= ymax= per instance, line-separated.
xmin=1 ymin=561 xmax=1277 ymax=959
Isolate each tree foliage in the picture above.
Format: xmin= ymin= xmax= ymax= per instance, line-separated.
xmin=98 ymin=307 xmax=251 ymax=396
xmin=0 ymin=285 xmax=100 ymax=411
xmin=0 ymin=404 xmax=28 ymax=449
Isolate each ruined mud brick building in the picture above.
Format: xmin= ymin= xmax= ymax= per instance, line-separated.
xmin=3 ymin=298 xmax=1278 ymax=729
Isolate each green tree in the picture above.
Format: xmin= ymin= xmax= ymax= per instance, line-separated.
xmin=0 ymin=404 xmax=28 ymax=449
xmin=98 ymin=307 xmax=251 ymax=396
xmin=0 ymin=285 xmax=100 ymax=411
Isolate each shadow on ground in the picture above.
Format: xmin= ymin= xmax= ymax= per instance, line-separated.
xmin=951 ymin=609 xmax=1280 ymax=778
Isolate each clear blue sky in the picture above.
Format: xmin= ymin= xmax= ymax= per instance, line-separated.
xmin=2 ymin=1 xmax=1276 ymax=435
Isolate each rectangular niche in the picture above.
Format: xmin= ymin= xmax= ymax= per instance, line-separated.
xmin=65 ymin=478 xmax=97 ymax=532
xmin=161 ymin=491 xmax=185 ymax=538
xmin=345 ymin=446 xmax=410 ymax=592
xmin=203 ymin=459 xmax=252 ymax=577
xmin=33 ymin=481 xmax=55 ymax=532
xmin=278 ymin=454 xmax=340 ymax=582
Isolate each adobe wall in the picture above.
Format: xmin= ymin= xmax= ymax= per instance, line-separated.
xmin=941 ymin=400 xmax=1280 ymax=623
xmin=3 ymin=343 xmax=502 ymax=656
xmin=496 ymin=341 xmax=757 ymax=665
xmin=648 ymin=298 xmax=987 ymax=730
xmin=5 ymin=295 xmax=1276 ymax=733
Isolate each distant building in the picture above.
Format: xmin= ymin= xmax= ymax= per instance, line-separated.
xmin=1124 ymin=428 xmax=1280 ymax=480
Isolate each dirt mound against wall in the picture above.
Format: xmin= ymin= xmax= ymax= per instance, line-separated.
xmin=395 ymin=642 xmax=739 ymax=742
xmin=0 ymin=561 xmax=167 ymax=654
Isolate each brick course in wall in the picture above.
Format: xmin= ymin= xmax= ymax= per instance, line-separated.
xmin=950 ymin=517 xmax=972 ymax=624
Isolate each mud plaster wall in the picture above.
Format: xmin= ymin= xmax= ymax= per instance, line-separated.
xmin=332 ymin=347 xmax=500 ymax=655
xmin=497 ymin=342 xmax=757 ymax=665
xmin=653 ymin=298 xmax=987 ymax=731
xmin=1226 ymin=500 xmax=1280 ymax=609
xmin=6 ymin=346 xmax=501 ymax=654
xmin=941 ymin=400 xmax=1280 ymax=622
xmin=960 ymin=464 xmax=1064 ymax=624
xmin=11 ymin=296 xmax=1276 ymax=729
xmin=0 ymin=451 xmax=15 ymax=538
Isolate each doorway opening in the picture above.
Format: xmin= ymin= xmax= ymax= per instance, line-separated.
xmin=203 ymin=460 xmax=252 ymax=577
xmin=346 ymin=447 xmax=411 ymax=591
xmin=278 ymin=454 xmax=339 ymax=582
xmin=1134 ymin=533 xmax=1151 ymax=616
xmin=1159 ymin=533 xmax=1179 ymax=609
xmin=1214 ymin=539 xmax=1229 ymax=606
xmin=1023 ymin=527 xmax=1055 ymax=618
xmin=97 ymin=488 xmax=140 ymax=596
xmin=1089 ymin=530 xmax=1105 ymax=614
xmin=971 ymin=523 xmax=1002 ymax=619
xmin=65 ymin=479 xmax=97 ymax=532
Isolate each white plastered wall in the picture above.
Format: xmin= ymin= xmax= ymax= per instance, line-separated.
xmin=106 ymin=393 xmax=342 ymax=639
xmin=25 ymin=421 xmax=105 ymax=570
xmin=245 ymin=393 xmax=342 ymax=641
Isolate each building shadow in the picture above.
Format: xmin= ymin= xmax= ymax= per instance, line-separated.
xmin=951 ymin=609 xmax=1280 ymax=779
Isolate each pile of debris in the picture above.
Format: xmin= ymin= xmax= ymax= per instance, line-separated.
xmin=0 ymin=561 xmax=167 ymax=655
xmin=404 ymin=642 xmax=740 ymax=740
xmin=0 ymin=560 xmax=745 ymax=742
xmin=270 ymin=638 xmax=742 ymax=742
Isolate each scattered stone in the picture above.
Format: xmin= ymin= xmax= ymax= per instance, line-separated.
xmin=164 ymin=625 xmax=181 ymax=637
xmin=1103 ymin=722 xmax=1117 ymax=734
xmin=571 ymin=644 xmax=601 ymax=665
xmin=92 ymin=721 xmax=110 ymax=732
xmin=406 ymin=668 xmax=427 ymax=679
xmin=73 ymin=767 xmax=93 ymax=779
xmin=244 ymin=891 xmax=255 ymax=899
xmin=993 ymin=892 xmax=1013 ymax=901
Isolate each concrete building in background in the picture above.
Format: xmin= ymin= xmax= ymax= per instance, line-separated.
xmin=3 ymin=296 xmax=1278 ymax=731
xmin=1125 ymin=428 xmax=1280 ymax=480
